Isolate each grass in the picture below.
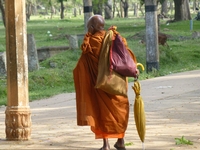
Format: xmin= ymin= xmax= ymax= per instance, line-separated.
xmin=175 ymin=136 xmax=193 ymax=145
xmin=0 ymin=14 xmax=200 ymax=106
xmin=28 ymin=49 xmax=81 ymax=100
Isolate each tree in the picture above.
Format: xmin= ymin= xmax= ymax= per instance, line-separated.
xmin=104 ymin=0 xmax=113 ymax=19
xmin=57 ymin=0 xmax=67 ymax=19
xmin=161 ymin=0 xmax=168 ymax=15
xmin=26 ymin=0 xmax=33 ymax=21
xmin=140 ymin=0 xmax=191 ymax=21
xmin=121 ymin=0 xmax=129 ymax=18
xmin=72 ymin=0 xmax=82 ymax=17
xmin=133 ymin=2 xmax=139 ymax=17
xmin=174 ymin=0 xmax=191 ymax=21
xmin=1 ymin=0 xmax=39 ymax=26
xmin=92 ymin=0 xmax=113 ymax=19
xmin=48 ymin=0 xmax=57 ymax=19
xmin=0 ymin=0 xmax=5 ymax=27
xmin=0 ymin=0 xmax=36 ymax=26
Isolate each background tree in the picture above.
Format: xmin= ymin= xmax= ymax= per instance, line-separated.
xmin=71 ymin=0 xmax=79 ymax=17
xmin=113 ymin=0 xmax=116 ymax=17
xmin=57 ymin=0 xmax=68 ymax=19
xmin=121 ymin=0 xmax=129 ymax=18
xmin=48 ymin=0 xmax=56 ymax=19
xmin=92 ymin=0 xmax=112 ymax=19
xmin=161 ymin=0 xmax=168 ymax=16
xmin=140 ymin=0 xmax=192 ymax=21
xmin=104 ymin=0 xmax=113 ymax=19
xmin=112 ymin=0 xmax=123 ymax=17
xmin=133 ymin=2 xmax=139 ymax=17
xmin=174 ymin=0 xmax=191 ymax=21
xmin=26 ymin=0 xmax=35 ymax=21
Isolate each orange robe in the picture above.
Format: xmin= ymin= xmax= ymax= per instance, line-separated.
xmin=73 ymin=30 xmax=137 ymax=139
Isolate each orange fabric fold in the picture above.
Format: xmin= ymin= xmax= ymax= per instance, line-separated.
xmin=73 ymin=29 xmax=137 ymax=139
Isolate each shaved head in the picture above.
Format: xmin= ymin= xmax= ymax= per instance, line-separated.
xmin=87 ymin=15 xmax=105 ymax=34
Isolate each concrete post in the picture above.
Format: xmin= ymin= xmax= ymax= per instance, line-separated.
xmin=5 ymin=0 xmax=31 ymax=140
xmin=83 ymin=0 xmax=93 ymax=32
xmin=145 ymin=0 xmax=159 ymax=72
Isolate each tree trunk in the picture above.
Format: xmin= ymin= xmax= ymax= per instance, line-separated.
xmin=60 ymin=0 xmax=65 ymax=19
xmin=133 ymin=3 xmax=138 ymax=17
xmin=32 ymin=4 xmax=37 ymax=15
xmin=139 ymin=3 xmax=144 ymax=16
xmin=170 ymin=1 xmax=173 ymax=16
xmin=184 ymin=0 xmax=191 ymax=20
xmin=161 ymin=0 xmax=168 ymax=15
xmin=193 ymin=0 xmax=197 ymax=11
xmin=0 ymin=0 xmax=5 ymax=27
xmin=174 ymin=0 xmax=191 ymax=21
xmin=116 ymin=5 xmax=121 ymax=17
xmin=79 ymin=7 xmax=82 ymax=15
xmin=121 ymin=0 xmax=129 ymax=18
xmin=74 ymin=8 xmax=77 ymax=17
xmin=50 ymin=6 xmax=53 ymax=19
xmin=120 ymin=1 xmax=124 ymax=17
xmin=26 ymin=3 xmax=32 ymax=21
xmin=113 ymin=0 xmax=116 ymax=18
xmin=104 ymin=0 xmax=113 ymax=19
xmin=50 ymin=5 xmax=56 ymax=19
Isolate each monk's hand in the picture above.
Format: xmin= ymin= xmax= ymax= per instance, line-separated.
xmin=136 ymin=69 xmax=140 ymax=78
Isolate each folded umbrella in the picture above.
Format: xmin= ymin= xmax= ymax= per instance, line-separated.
xmin=132 ymin=80 xmax=146 ymax=143
xmin=132 ymin=63 xmax=146 ymax=146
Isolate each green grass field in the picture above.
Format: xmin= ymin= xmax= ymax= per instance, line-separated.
xmin=0 ymin=14 xmax=200 ymax=106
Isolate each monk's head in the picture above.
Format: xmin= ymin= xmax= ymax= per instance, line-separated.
xmin=87 ymin=15 xmax=105 ymax=34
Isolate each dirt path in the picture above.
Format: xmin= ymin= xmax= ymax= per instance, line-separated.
xmin=0 ymin=70 xmax=200 ymax=150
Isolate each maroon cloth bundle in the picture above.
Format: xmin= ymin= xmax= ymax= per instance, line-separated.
xmin=110 ymin=34 xmax=137 ymax=78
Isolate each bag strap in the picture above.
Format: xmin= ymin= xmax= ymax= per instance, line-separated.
xmin=107 ymin=28 xmax=116 ymax=76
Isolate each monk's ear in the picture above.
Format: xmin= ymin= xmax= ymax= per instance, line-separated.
xmin=88 ymin=25 xmax=95 ymax=34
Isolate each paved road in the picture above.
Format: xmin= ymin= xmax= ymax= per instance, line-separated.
xmin=0 ymin=70 xmax=200 ymax=150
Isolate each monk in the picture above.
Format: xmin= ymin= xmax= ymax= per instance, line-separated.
xmin=73 ymin=15 xmax=138 ymax=150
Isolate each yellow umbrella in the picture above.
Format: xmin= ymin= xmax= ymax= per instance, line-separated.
xmin=132 ymin=63 xmax=146 ymax=143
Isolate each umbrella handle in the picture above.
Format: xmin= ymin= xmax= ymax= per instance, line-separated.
xmin=137 ymin=63 xmax=145 ymax=71
xmin=135 ymin=63 xmax=145 ymax=81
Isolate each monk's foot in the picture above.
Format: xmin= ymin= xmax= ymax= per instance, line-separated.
xmin=114 ymin=142 xmax=126 ymax=150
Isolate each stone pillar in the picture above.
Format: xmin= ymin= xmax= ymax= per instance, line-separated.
xmin=145 ymin=0 xmax=159 ymax=72
xmin=83 ymin=0 xmax=93 ymax=32
xmin=68 ymin=35 xmax=78 ymax=49
xmin=5 ymin=0 xmax=31 ymax=140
